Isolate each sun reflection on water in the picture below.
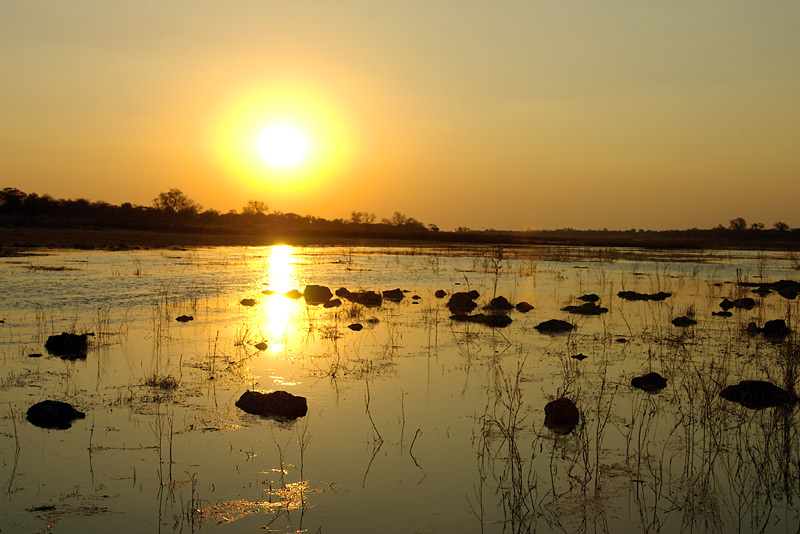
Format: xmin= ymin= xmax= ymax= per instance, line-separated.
xmin=258 ymin=245 xmax=303 ymax=354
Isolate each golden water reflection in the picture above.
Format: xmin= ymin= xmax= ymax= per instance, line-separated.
xmin=258 ymin=245 xmax=303 ymax=354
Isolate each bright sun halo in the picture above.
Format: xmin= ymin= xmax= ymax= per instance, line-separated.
xmin=255 ymin=123 xmax=310 ymax=168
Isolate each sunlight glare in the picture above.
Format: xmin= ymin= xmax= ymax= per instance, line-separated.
xmin=255 ymin=123 xmax=310 ymax=168
xmin=259 ymin=245 xmax=301 ymax=354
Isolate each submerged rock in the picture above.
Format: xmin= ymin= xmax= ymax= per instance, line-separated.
xmin=348 ymin=323 xmax=363 ymax=331
xmin=26 ymin=400 xmax=86 ymax=430
xmin=447 ymin=291 xmax=480 ymax=314
xmin=343 ymin=290 xmax=382 ymax=307
xmin=285 ymin=289 xmax=302 ymax=299
xmin=618 ymin=291 xmax=672 ymax=302
xmin=239 ymin=298 xmax=257 ymax=307
xmin=254 ymin=342 xmax=268 ymax=351
xmin=671 ymin=316 xmax=697 ymax=327
xmin=487 ymin=296 xmax=514 ymax=311
xmin=719 ymin=298 xmax=735 ymax=311
xmin=631 ymin=372 xmax=668 ymax=392
xmin=335 ymin=287 xmax=351 ymax=298
xmin=176 ymin=315 xmax=193 ymax=322
xmin=571 ymin=353 xmax=588 ymax=361
xmin=712 ymin=311 xmax=733 ymax=317
xmin=732 ymin=297 xmax=756 ymax=310
xmin=544 ymin=398 xmax=579 ymax=435
xmin=515 ymin=301 xmax=534 ymax=313
xmin=578 ymin=293 xmax=600 ymax=303
xmin=235 ymin=390 xmax=308 ymax=419
xmin=45 ymin=333 xmax=90 ymax=358
xmin=746 ymin=319 xmax=791 ymax=338
xmin=534 ymin=319 xmax=574 ymax=333
xmin=323 ymin=298 xmax=342 ymax=308
xmin=449 ymin=313 xmax=512 ymax=328
xmin=382 ymin=288 xmax=405 ymax=302
xmin=303 ymin=285 xmax=333 ymax=305
xmin=434 ymin=289 xmax=447 ymax=299
xmin=720 ymin=380 xmax=796 ymax=409
xmin=562 ymin=302 xmax=608 ymax=315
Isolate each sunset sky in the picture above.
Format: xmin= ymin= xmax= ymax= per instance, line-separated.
xmin=2 ymin=1 xmax=799 ymax=230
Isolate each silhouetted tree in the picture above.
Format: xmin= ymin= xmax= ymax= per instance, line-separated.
xmin=750 ymin=222 xmax=765 ymax=230
xmin=729 ymin=217 xmax=747 ymax=231
xmin=242 ymin=200 xmax=269 ymax=215
xmin=774 ymin=221 xmax=790 ymax=231
xmin=350 ymin=211 xmax=376 ymax=224
xmin=152 ymin=188 xmax=201 ymax=214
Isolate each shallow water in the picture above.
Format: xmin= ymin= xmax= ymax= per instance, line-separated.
xmin=1 ymin=244 xmax=799 ymax=533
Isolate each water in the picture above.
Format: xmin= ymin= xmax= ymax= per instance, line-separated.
xmin=1 ymin=244 xmax=799 ymax=533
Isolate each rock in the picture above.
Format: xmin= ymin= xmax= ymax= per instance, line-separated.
xmin=412 ymin=295 xmax=421 ymax=300
xmin=534 ymin=319 xmax=574 ymax=333
xmin=382 ymin=288 xmax=405 ymax=302
xmin=449 ymin=313 xmax=512 ymax=328
xmin=746 ymin=322 xmax=761 ymax=335
xmin=335 ymin=287 xmax=351 ymax=298
xmin=487 ymin=296 xmax=514 ymax=311
xmin=447 ymin=291 xmax=480 ymax=314
xmin=434 ymin=290 xmax=447 ymax=299
xmin=240 ymin=298 xmax=257 ymax=307
xmin=323 ymin=298 xmax=342 ymax=308
xmin=235 ymin=390 xmax=308 ymax=419
xmin=26 ymin=400 xmax=86 ymax=430
xmin=733 ymin=297 xmax=756 ymax=310
xmin=571 ymin=353 xmax=588 ymax=361
xmin=515 ymin=301 xmax=534 ymax=313
xmin=671 ymin=316 xmax=697 ymax=327
xmin=712 ymin=311 xmax=733 ymax=317
xmin=578 ymin=294 xmax=600 ymax=302
xmin=544 ymin=398 xmax=579 ymax=435
xmin=254 ymin=342 xmax=268 ymax=351
xmin=562 ymin=302 xmax=608 ymax=315
xmin=615 ymin=337 xmax=628 ymax=343
xmin=176 ymin=315 xmax=193 ymax=322
xmin=719 ymin=298 xmax=735 ymax=311
xmin=261 ymin=289 xmax=276 ymax=295
xmin=303 ymin=285 xmax=333 ymax=305
xmin=28 ymin=353 xmax=43 ymax=358
xmin=618 ymin=291 xmax=672 ymax=302
xmin=45 ymin=333 xmax=89 ymax=358
xmin=631 ymin=372 xmax=667 ymax=392
xmin=348 ymin=323 xmax=363 ymax=331
xmin=762 ymin=319 xmax=791 ymax=337
xmin=285 ymin=289 xmax=302 ymax=299
xmin=720 ymin=380 xmax=797 ymax=409
xmin=345 ymin=291 xmax=382 ymax=307
xmin=778 ymin=288 xmax=799 ymax=300
xmin=752 ymin=287 xmax=772 ymax=297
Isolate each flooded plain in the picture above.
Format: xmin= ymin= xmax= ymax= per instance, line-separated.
xmin=2 ymin=244 xmax=800 ymax=533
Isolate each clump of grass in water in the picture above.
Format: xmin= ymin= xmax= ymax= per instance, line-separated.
xmin=144 ymin=373 xmax=180 ymax=390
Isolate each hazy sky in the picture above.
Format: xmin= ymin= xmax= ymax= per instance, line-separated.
xmin=2 ymin=1 xmax=799 ymax=230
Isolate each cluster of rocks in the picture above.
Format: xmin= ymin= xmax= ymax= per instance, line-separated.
xmin=746 ymin=319 xmax=791 ymax=338
xmin=562 ymin=302 xmax=608 ymax=315
xmin=618 ymin=291 xmax=672 ymax=302
xmin=739 ymin=280 xmax=800 ymax=300
xmin=720 ymin=380 xmax=796 ymax=409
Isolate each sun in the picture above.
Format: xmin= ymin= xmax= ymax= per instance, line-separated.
xmin=255 ymin=123 xmax=310 ymax=168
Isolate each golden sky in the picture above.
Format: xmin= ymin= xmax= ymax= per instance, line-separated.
xmin=2 ymin=1 xmax=799 ymax=230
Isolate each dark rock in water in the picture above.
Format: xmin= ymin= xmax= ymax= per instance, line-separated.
xmin=348 ymin=323 xmax=363 ymax=331
xmin=412 ymin=295 xmax=421 ymax=300
xmin=176 ymin=315 xmax=193 ymax=322
xmin=45 ymin=333 xmax=89 ymax=358
xmin=752 ymin=287 xmax=772 ymax=297
xmin=240 ymin=298 xmax=257 ymax=307
xmin=28 ymin=353 xmax=43 ymax=358
xmin=615 ymin=337 xmax=628 ymax=343
xmin=345 ymin=291 xmax=382 ymax=307
xmin=720 ymin=380 xmax=797 ymax=409
xmin=447 ymin=290 xmax=480 ymax=314
xmin=571 ymin=353 xmax=588 ymax=361
xmin=285 ymin=289 xmax=302 ymax=299
xmin=323 ymin=298 xmax=342 ymax=308
xmin=515 ymin=301 xmax=534 ymax=313
xmin=335 ymin=287 xmax=351 ymax=298
xmin=631 ymin=372 xmax=668 ymax=392
xmin=303 ymin=285 xmax=333 ymax=305
xmin=618 ymin=291 xmax=672 ymax=302
xmin=27 ymin=400 xmax=86 ymax=430
xmin=534 ymin=319 xmax=574 ymax=333
xmin=733 ymin=297 xmax=756 ymax=310
xmin=261 ymin=289 xmax=276 ymax=295
xmin=746 ymin=322 xmax=761 ymax=335
xmin=254 ymin=342 xmax=268 ymax=351
xmin=235 ymin=390 xmax=308 ymax=419
xmin=671 ymin=316 xmax=697 ymax=327
xmin=719 ymin=298 xmax=735 ymax=311
xmin=562 ymin=302 xmax=608 ymax=315
xmin=434 ymin=289 xmax=447 ymax=299
xmin=762 ymin=319 xmax=790 ymax=337
xmin=778 ymin=288 xmax=799 ymax=300
xmin=487 ymin=296 xmax=514 ymax=311
xmin=712 ymin=311 xmax=733 ymax=317
xmin=544 ymin=398 xmax=579 ymax=435
xmin=449 ymin=313 xmax=512 ymax=328
xmin=578 ymin=293 xmax=600 ymax=303
xmin=382 ymin=288 xmax=405 ymax=302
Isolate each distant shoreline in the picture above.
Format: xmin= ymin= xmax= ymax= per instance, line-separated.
xmin=3 ymin=225 xmax=800 ymax=254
